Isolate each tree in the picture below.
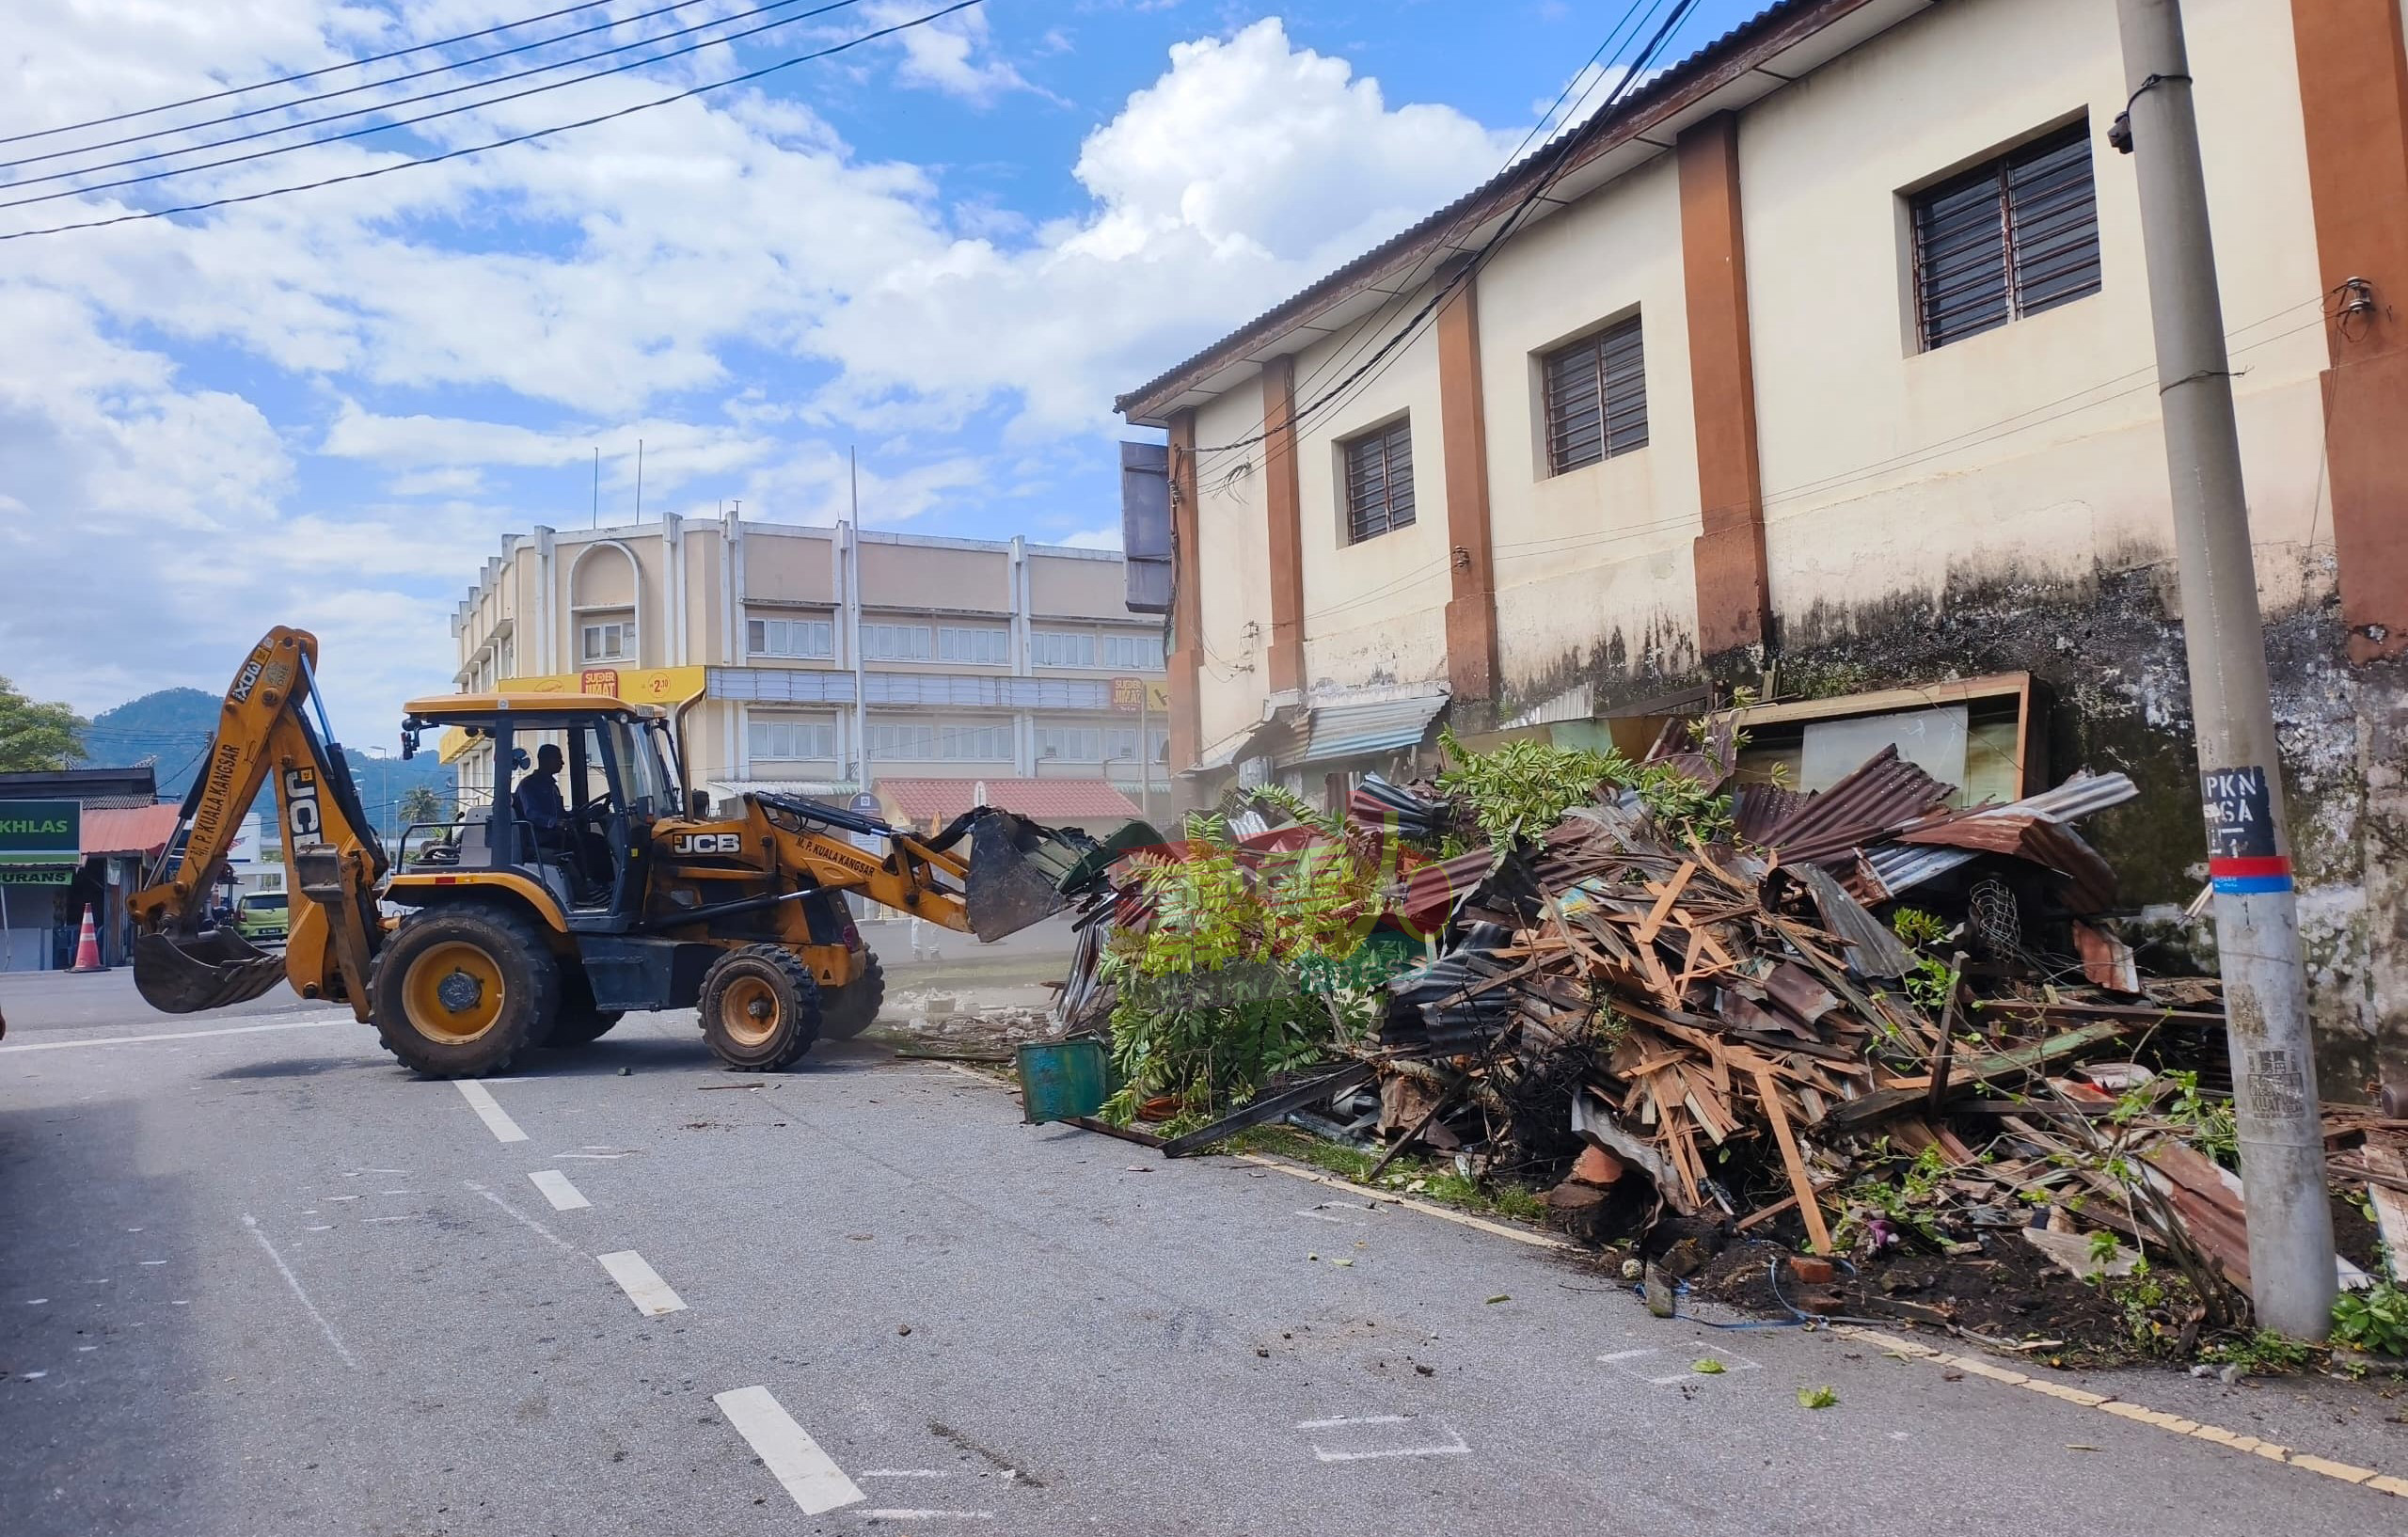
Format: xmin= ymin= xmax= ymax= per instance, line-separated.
xmin=396 ymin=784 xmax=446 ymax=829
xmin=0 ymin=676 xmax=88 ymax=772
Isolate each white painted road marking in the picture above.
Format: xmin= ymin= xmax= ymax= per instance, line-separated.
xmin=714 ymin=1386 xmax=865 ymax=1514
xmin=1595 ymin=1341 xmax=1763 ymax=1386
xmin=530 ymin=1169 xmax=591 ymax=1211
xmin=858 ymin=1512 xmax=993 ymax=1521
xmin=597 ymin=1250 xmax=685 ymax=1315
xmin=1301 ymin=1414 xmax=1470 ymax=1464
xmin=468 ymin=1181 xmax=577 ymax=1254
xmin=241 ymin=1213 xmax=358 ymax=1371
xmin=0 ymin=1018 xmax=345 ymax=1053
xmin=453 ymin=1081 xmax=528 ymax=1143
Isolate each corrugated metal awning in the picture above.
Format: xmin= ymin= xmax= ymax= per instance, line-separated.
xmin=1296 ymin=691 xmax=1450 ymax=766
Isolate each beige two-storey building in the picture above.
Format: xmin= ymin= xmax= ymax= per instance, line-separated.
xmin=449 ymin=517 xmax=1170 ymax=833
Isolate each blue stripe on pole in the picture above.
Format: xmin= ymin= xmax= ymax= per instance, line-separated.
xmin=2210 ymin=874 xmax=2293 ymax=894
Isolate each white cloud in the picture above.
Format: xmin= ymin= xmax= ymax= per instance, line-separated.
xmin=0 ymin=6 xmax=1519 ymax=734
xmin=866 ymin=2 xmax=1051 ymax=105
xmin=1060 ymin=526 xmax=1122 ymax=550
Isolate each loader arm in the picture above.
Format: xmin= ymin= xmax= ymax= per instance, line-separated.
xmin=743 ymin=794 xmax=1094 ymax=941
xmin=129 ymin=626 xmax=389 ymax=1017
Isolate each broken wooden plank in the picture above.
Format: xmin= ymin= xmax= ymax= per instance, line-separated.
xmin=1815 ymin=1020 xmax=2137 ymax=1131
xmin=1753 ymin=1063 xmax=1832 ymax=1254
xmin=1634 ymin=860 xmax=1697 ymax=946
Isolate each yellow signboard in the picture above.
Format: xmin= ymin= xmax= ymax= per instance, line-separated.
xmin=435 ymin=667 xmax=709 ymax=762
xmin=1111 ymin=677 xmax=1173 ymax=714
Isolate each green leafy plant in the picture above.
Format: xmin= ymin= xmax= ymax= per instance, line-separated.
xmin=1903 ymin=955 xmax=1958 ymax=1016
xmin=2085 ymin=1230 xmax=2122 ymax=1268
xmin=2331 ymin=1279 xmax=2408 ymax=1357
xmin=1798 ymin=1386 xmax=1838 ymax=1409
xmin=1632 ymin=763 xmax=1736 ymax=846
xmin=1436 ymin=726 xmax=1632 ymax=846
xmin=2200 ymin=1329 xmax=2316 ymax=1376
xmin=1247 ymin=782 xmax=1341 ymax=836
xmin=1890 ymin=907 xmax=1947 ymax=949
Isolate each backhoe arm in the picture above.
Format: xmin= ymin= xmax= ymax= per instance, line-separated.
xmin=130 ymin=627 xmax=389 ymax=1017
xmin=739 ymin=795 xmax=1090 ymax=942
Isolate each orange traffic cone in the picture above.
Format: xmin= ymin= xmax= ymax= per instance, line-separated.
xmin=71 ymin=905 xmax=103 ymax=973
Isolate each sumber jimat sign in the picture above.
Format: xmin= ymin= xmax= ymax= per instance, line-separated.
xmin=0 ymin=800 xmax=79 ymax=855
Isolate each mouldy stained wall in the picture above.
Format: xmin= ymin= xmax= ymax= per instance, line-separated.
xmin=1767 ymin=550 xmax=2384 ymax=1095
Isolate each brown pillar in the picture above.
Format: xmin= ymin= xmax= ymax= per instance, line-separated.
xmin=1261 ymin=357 xmax=1307 ymax=693
xmin=1166 ymin=410 xmax=1205 ymax=779
xmin=2291 ymin=0 xmax=2408 ymax=663
xmin=1678 ymin=111 xmax=1770 ymax=659
xmin=1437 ymin=272 xmax=1500 ymax=702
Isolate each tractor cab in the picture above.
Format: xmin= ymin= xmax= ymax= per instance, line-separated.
xmin=396 ymin=694 xmax=683 ymax=931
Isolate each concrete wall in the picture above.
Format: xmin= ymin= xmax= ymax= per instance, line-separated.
xmin=1192 ymin=387 xmax=1276 ymax=752
xmin=1028 ymin=551 xmax=1129 ymax=619
xmin=743 ymin=528 xmax=836 ymax=605
xmin=1473 ymin=151 xmax=1702 ymax=709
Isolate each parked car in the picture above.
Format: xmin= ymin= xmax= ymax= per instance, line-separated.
xmin=233 ymin=891 xmax=289 ymax=944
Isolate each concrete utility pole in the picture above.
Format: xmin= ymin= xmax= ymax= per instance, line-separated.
xmin=2114 ymin=0 xmax=2336 ymax=1337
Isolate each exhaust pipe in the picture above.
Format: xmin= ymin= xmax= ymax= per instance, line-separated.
xmin=133 ymin=929 xmax=291 ymax=1015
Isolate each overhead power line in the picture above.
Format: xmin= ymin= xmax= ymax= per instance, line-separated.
xmin=0 ymin=0 xmax=983 ymax=242
xmin=0 ymin=0 xmax=821 ymax=174
xmin=0 ymin=0 xmax=877 ymax=209
xmin=0 ymin=0 xmax=640 ymax=146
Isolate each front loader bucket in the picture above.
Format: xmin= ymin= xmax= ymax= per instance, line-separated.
xmin=133 ymin=929 xmax=290 ymax=1015
xmin=963 ymin=810 xmax=1099 ymax=942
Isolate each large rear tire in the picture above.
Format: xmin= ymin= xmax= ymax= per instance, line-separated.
xmin=368 ymin=904 xmax=559 ymax=1078
xmin=545 ymin=968 xmax=625 ymax=1048
xmin=698 ymin=945 xmax=821 ymax=1072
xmin=816 ymin=950 xmax=885 ymax=1040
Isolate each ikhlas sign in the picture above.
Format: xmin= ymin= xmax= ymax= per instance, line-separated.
xmin=0 ymin=800 xmax=80 ymax=855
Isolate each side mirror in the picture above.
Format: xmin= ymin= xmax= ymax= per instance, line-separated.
xmin=688 ymin=790 xmax=711 ymax=819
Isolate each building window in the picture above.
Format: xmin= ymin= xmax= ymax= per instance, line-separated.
xmin=1542 ymin=315 xmax=1647 ymax=475
xmin=1036 ymin=724 xmax=1102 ymax=763
xmin=867 ymin=720 xmax=1011 ymax=761
xmin=748 ymin=617 xmax=834 ymax=658
xmin=1031 ymin=630 xmax=1097 ymax=669
xmin=581 ymin=618 xmax=633 ymax=662
xmin=1912 ymin=121 xmax=2101 ymax=350
xmin=861 ymin=623 xmax=934 ymax=662
xmin=1100 ymin=632 xmax=1164 ymax=672
xmin=747 ymin=715 xmax=837 ymax=761
xmin=1103 ymin=725 xmax=1169 ymax=765
xmin=938 ymin=626 xmax=1009 ymax=666
xmin=1341 ymin=419 xmax=1416 ymax=543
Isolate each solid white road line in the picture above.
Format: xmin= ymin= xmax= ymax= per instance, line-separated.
xmin=713 ymin=1386 xmax=866 ymax=1514
xmin=453 ymin=1080 xmax=528 ymax=1143
xmin=241 ymin=1214 xmax=358 ymax=1371
xmin=1296 ymin=1415 xmax=1410 ymax=1430
xmin=857 ymin=1512 xmax=994 ymax=1521
xmin=597 ymin=1250 xmax=686 ymax=1316
xmin=529 ymin=1169 xmax=591 ymax=1211
xmin=0 ymin=1018 xmax=345 ymax=1053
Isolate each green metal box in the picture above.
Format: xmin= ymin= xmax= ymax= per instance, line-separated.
xmin=1017 ymin=1037 xmax=1109 ymax=1125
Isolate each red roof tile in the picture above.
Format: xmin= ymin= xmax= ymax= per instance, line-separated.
xmin=82 ymin=803 xmax=181 ymax=857
xmin=877 ymin=778 xmax=1141 ymax=825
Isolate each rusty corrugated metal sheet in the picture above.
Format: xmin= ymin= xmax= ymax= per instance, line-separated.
xmin=1751 ymin=745 xmax=1956 ymax=867
xmin=81 ymin=804 xmax=181 ymax=857
xmin=1894 ymin=813 xmax=2118 ymax=912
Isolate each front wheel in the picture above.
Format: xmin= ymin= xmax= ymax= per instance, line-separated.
xmin=816 ymin=951 xmax=885 ymax=1040
xmin=698 ymin=945 xmax=822 ymax=1071
xmin=368 ymin=904 xmax=559 ymax=1077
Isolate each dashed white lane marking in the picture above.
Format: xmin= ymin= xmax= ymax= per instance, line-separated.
xmin=597 ymin=1250 xmax=685 ymax=1315
xmin=861 ymin=1470 xmax=959 ymax=1479
xmin=1300 ymin=1414 xmax=1470 ymax=1464
xmin=241 ymin=1213 xmax=358 ymax=1370
xmin=713 ymin=1386 xmax=865 ymax=1514
xmin=453 ymin=1080 xmax=529 ymax=1143
xmin=467 ymin=1181 xmax=577 ymax=1254
xmin=857 ymin=1512 xmax=993 ymax=1521
xmin=1297 ymin=1415 xmax=1409 ymax=1430
xmin=529 ymin=1169 xmax=591 ymax=1211
xmin=361 ymin=1215 xmax=415 ymax=1225
xmin=0 ymin=1018 xmax=347 ymax=1053
xmin=1595 ymin=1342 xmax=1763 ymax=1386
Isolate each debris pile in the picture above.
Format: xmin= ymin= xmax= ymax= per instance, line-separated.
xmin=1054 ymin=712 xmax=2405 ymax=1347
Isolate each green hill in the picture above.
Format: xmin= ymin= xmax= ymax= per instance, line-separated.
xmin=81 ymin=689 xmax=454 ymax=837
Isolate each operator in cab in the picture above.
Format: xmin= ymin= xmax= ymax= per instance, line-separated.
xmin=513 ymin=742 xmax=568 ymax=848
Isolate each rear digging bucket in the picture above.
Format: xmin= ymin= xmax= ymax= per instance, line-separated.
xmin=963 ymin=810 xmax=1097 ymax=942
xmin=134 ymin=929 xmax=290 ymax=1014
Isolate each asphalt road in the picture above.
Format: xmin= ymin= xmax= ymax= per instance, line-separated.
xmin=3 ymin=970 xmax=2402 ymax=1536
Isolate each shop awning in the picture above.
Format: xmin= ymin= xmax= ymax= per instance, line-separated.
xmin=1295 ymin=690 xmax=1450 ymax=766
xmin=81 ymin=804 xmax=181 ymax=858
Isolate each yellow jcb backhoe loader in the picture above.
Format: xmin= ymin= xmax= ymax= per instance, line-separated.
xmin=130 ymin=626 xmax=1108 ymax=1077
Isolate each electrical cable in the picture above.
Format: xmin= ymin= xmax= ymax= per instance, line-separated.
xmin=0 ymin=0 xmax=982 ymax=241
xmin=0 ymin=0 xmax=642 ymax=146
xmin=0 ymin=0 xmax=852 ymax=178
xmin=0 ymin=0 xmax=878 ymax=209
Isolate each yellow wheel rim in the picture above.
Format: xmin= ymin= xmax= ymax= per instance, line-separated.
xmin=721 ymin=974 xmax=783 ymax=1048
xmin=403 ymin=941 xmax=506 ymax=1044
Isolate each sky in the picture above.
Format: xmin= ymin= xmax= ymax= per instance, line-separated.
xmin=0 ymin=0 xmax=1766 ymax=754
